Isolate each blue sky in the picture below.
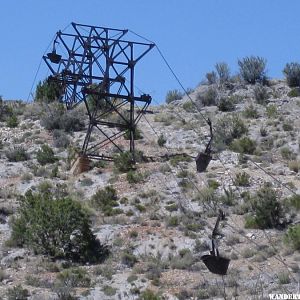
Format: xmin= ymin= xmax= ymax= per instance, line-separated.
xmin=1 ymin=0 xmax=300 ymax=103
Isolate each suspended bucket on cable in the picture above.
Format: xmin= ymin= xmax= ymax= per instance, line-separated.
xmin=47 ymin=40 xmax=61 ymax=64
xmin=201 ymin=210 xmax=230 ymax=275
xmin=47 ymin=51 xmax=62 ymax=64
xmin=201 ymin=253 xmax=230 ymax=275
xmin=196 ymin=152 xmax=212 ymax=172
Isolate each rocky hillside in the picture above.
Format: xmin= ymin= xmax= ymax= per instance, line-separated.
xmin=0 ymin=77 xmax=299 ymax=300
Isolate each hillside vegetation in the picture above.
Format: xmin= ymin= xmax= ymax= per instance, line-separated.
xmin=0 ymin=57 xmax=299 ymax=299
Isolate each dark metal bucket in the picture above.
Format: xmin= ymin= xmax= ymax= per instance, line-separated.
xmin=201 ymin=254 xmax=230 ymax=275
xmin=196 ymin=152 xmax=212 ymax=172
xmin=47 ymin=52 xmax=62 ymax=64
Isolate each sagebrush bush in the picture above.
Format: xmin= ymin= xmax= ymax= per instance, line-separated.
xmin=10 ymin=190 xmax=108 ymax=263
xmin=230 ymin=137 xmax=256 ymax=154
xmin=127 ymin=170 xmax=143 ymax=184
xmin=57 ymin=267 xmax=91 ymax=287
xmin=288 ymin=160 xmax=300 ymax=173
xmin=165 ymin=89 xmax=183 ymax=104
xmin=243 ymin=104 xmax=259 ymax=119
xmin=266 ymin=104 xmax=277 ymax=118
xmin=287 ymin=88 xmax=300 ymax=97
xmin=53 ymin=129 xmax=71 ymax=148
xmin=6 ymin=115 xmax=19 ymax=128
xmin=284 ymin=224 xmax=300 ymax=250
xmin=234 ymin=172 xmax=250 ymax=186
xmin=281 ymin=147 xmax=296 ymax=160
xmin=206 ymin=71 xmax=217 ymax=84
xmin=214 ymin=114 xmax=248 ymax=149
xmin=215 ymin=62 xmax=230 ymax=84
xmin=238 ymin=56 xmax=267 ymax=84
xmin=6 ymin=147 xmax=29 ymax=162
xmin=6 ymin=285 xmax=29 ymax=300
xmin=288 ymin=194 xmax=300 ymax=210
xmin=283 ymin=62 xmax=300 ymax=87
xmin=40 ymin=102 xmax=85 ymax=132
xmin=91 ymin=186 xmax=122 ymax=216
xmin=114 ymin=151 xmax=134 ymax=172
xmin=36 ymin=144 xmax=57 ymax=165
xmin=182 ymin=101 xmax=195 ymax=112
xmin=245 ymin=184 xmax=284 ymax=229
xmin=217 ymin=97 xmax=235 ymax=112
xmin=157 ymin=134 xmax=167 ymax=147
xmin=254 ymin=84 xmax=269 ymax=105
xmin=197 ymin=87 xmax=218 ymax=106
xmin=124 ymin=127 xmax=143 ymax=140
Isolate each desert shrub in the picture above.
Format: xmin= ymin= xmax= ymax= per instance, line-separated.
xmin=35 ymin=77 xmax=63 ymax=103
xmin=6 ymin=285 xmax=29 ymax=300
xmin=284 ymin=224 xmax=300 ymax=250
xmin=197 ymin=87 xmax=218 ymax=106
xmin=170 ymin=249 xmax=195 ymax=270
xmin=217 ymin=97 xmax=235 ymax=112
xmin=234 ymin=172 xmax=250 ymax=186
xmin=288 ymin=194 xmax=300 ymax=210
xmin=6 ymin=115 xmax=19 ymax=128
xmin=215 ymin=62 xmax=230 ymax=83
xmin=10 ymin=190 xmax=108 ymax=263
xmin=140 ymin=289 xmax=161 ymax=300
xmin=254 ymin=84 xmax=269 ymax=105
xmin=57 ymin=267 xmax=91 ymax=287
xmin=36 ymin=144 xmax=57 ymax=165
xmin=167 ymin=216 xmax=179 ymax=227
xmin=283 ymin=62 xmax=300 ymax=87
xmin=266 ymin=104 xmax=277 ymax=118
xmin=288 ymin=160 xmax=300 ymax=173
xmin=282 ymin=122 xmax=293 ymax=132
xmin=243 ymin=104 xmax=259 ymax=119
xmin=124 ymin=127 xmax=143 ymax=140
xmin=287 ymin=88 xmax=300 ymax=97
xmin=165 ymin=89 xmax=183 ymax=104
xmin=157 ymin=134 xmax=167 ymax=147
xmin=182 ymin=100 xmax=195 ymax=112
xmin=238 ymin=56 xmax=267 ymax=84
xmin=127 ymin=170 xmax=143 ymax=184
xmin=40 ymin=102 xmax=85 ymax=132
xmin=6 ymin=147 xmax=29 ymax=162
xmin=114 ymin=151 xmax=134 ymax=172
xmin=53 ymin=129 xmax=71 ymax=149
xmin=230 ymin=137 xmax=256 ymax=154
xmin=121 ymin=250 xmax=138 ymax=267
xmin=281 ymin=147 xmax=296 ymax=160
xmin=214 ymin=114 xmax=248 ymax=148
xmin=0 ymin=98 xmax=14 ymax=122
xmin=278 ymin=272 xmax=291 ymax=285
xmin=169 ymin=154 xmax=192 ymax=166
xmin=91 ymin=186 xmax=121 ymax=216
xmin=206 ymin=71 xmax=217 ymax=84
xmin=245 ymin=184 xmax=284 ymax=229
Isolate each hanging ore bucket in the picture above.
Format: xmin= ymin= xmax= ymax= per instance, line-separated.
xmin=47 ymin=40 xmax=61 ymax=64
xmin=196 ymin=152 xmax=212 ymax=172
xmin=47 ymin=51 xmax=62 ymax=64
xmin=201 ymin=210 xmax=230 ymax=275
xmin=201 ymin=253 xmax=230 ymax=276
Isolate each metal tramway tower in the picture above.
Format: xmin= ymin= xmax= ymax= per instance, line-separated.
xmin=43 ymin=22 xmax=155 ymax=161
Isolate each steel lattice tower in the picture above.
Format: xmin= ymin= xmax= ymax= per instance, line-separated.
xmin=43 ymin=22 xmax=154 ymax=161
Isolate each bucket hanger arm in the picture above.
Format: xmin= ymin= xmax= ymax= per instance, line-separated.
xmin=211 ymin=209 xmax=225 ymax=256
xmin=204 ymin=118 xmax=213 ymax=154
